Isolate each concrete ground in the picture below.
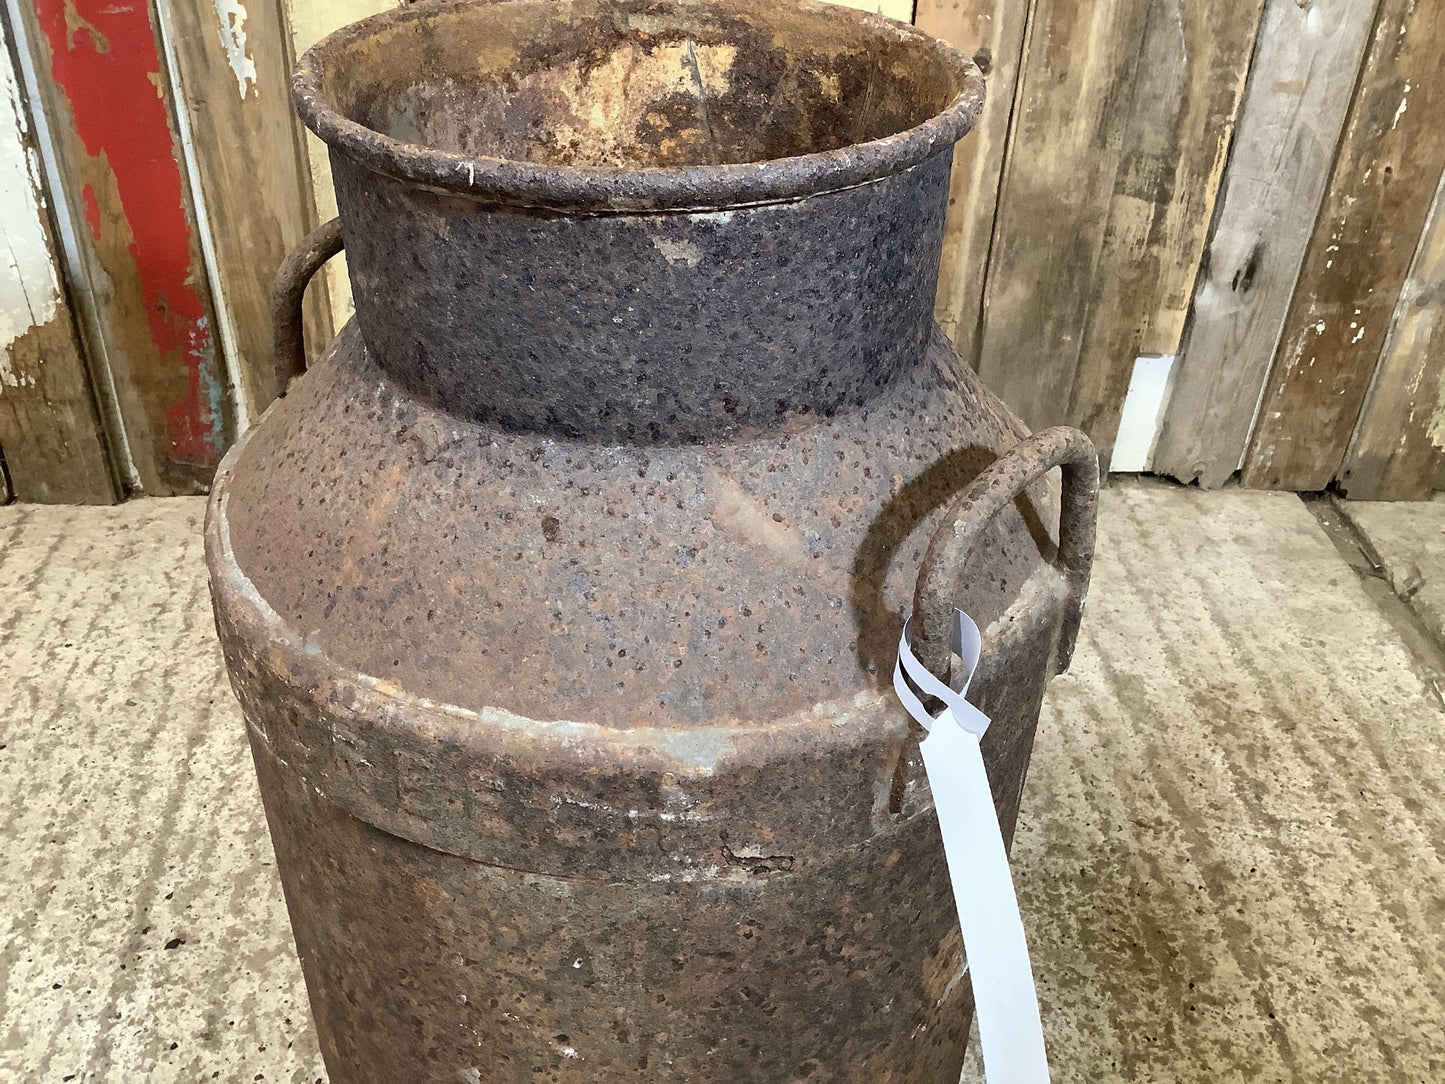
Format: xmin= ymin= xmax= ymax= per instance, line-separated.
xmin=1337 ymin=498 xmax=1445 ymax=658
xmin=2 ymin=478 xmax=1443 ymax=1082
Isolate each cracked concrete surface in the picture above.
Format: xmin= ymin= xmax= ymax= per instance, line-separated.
xmin=1337 ymin=498 xmax=1445 ymax=660
xmin=1010 ymin=482 xmax=1445 ymax=1083
xmin=0 ymin=500 xmax=322 ymax=1083
xmin=2 ymin=479 xmax=1443 ymax=1082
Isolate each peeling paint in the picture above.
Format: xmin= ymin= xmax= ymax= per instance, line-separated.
xmin=35 ymin=0 xmax=223 ymax=466
xmin=1391 ymin=82 xmax=1411 ymax=129
xmin=1429 ymin=366 xmax=1445 ymax=451
xmin=212 ymin=0 xmax=258 ymax=98
xmin=1 ymin=50 xmax=63 ymax=391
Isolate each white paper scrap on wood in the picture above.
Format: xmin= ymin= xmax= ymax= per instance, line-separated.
xmin=1112 ymin=354 xmax=1176 ymax=472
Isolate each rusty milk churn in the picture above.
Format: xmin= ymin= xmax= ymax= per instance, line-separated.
xmin=205 ymin=0 xmax=1099 ymax=1079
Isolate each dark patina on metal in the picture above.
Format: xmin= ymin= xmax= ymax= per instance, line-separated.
xmin=293 ymin=0 xmax=985 ymax=442
xmin=207 ymin=1 xmax=1097 ymax=1080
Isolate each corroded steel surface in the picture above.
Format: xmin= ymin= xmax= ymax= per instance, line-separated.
xmin=915 ymin=426 xmax=1100 ymax=675
xmin=247 ymin=735 xmax=979 ymax=1082
xmin=293 ymin=0 xmax=985 ymax=210
xmin=207 ymin=0 xmax=1097 ymax=1079
xmin=213 ymin=326 xmax=1068 ymax=869
xmin=227 ymin=323 xmax=1054 ymax=731
xmin=209 ymin=327 xmax=1077 ymax=1081
xmin=271 ymin=217 xmax=343 ymax=398
xmin=331 ymin=155 xmax=953 ymax=441
xmin=296 ymin=0 xmax=983 ymax=441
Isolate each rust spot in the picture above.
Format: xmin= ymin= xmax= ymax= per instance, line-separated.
xmin=921 ymin=927 xmax=964 ymax=1004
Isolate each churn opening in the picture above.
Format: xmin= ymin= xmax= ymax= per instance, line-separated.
xmin=294 ymin=0 xmax=984 ymax=210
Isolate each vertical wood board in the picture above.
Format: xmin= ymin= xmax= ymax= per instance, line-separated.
xmin=916 ymin=0 xmax=1033 ymax=365
xmin=1151 ymin=0 xmax=1382 ymax=487
xmin=1243 ymin=0 xmax=1445 ymax=491
xmin=1336 ymin=163 xmax=1445 ymax=499
xmin=23 ymin=0 xmax=230 ymax=494
xmin=156 ymin=0 xmax=331 ymax=415
xmin=284 ymin=0 xmax=398 ymax=328
xmin=1066 ymin=0 xmax=1265 ymax=457
xmin=0 ymin=26 xmax=116 ymax=503
xmin=975 ymin=0 xmax=1262 ymax=461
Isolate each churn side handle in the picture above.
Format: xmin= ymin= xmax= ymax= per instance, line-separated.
xmin=272 ymin=217 xmax=345 ymax=398
xmin=912 ymin=426 xmax=1100 ymax=679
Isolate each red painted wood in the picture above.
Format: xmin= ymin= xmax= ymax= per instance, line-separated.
xmin=81 ymin=184 xmax=101 ymax=241
xmin=35 ymin=0 xmax=223 ymax=470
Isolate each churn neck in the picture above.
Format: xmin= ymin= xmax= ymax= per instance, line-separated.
xmin=296 ymin=0 xmax=984 ymax=441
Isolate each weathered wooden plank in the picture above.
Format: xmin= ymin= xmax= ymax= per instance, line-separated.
xmin=19 ymin=0 xmax=229 ymax=495
xmin=283 ymin=0 xmax=398 ymax=327
xmin=1335 ymin=167 xmax=1445 ymax=500
xmin=974 ymin=0 xmax=1261 ymax=462
xmin=915 ymin=0 xmax=1033 ymax=362
xmin=0 ymin=27 xmax=116 ymax=504
xmin=1243 ymin=0 xmax=1445 ymax=492
xmin=1066 ymin=0 xmax=1265 ymax=457
xmin=154 ymin=0 xmax=331 ymax=415
xmin=1151 ymin=0 xmax=1382 ymax=487
xmin=973 ymin=0 xmax=1153 ymax=436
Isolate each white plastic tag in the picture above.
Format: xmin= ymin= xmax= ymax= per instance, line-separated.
xmin=893 ymin=610 xmax=1050 ymax=1084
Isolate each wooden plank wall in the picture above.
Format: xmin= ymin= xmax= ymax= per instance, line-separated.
xmin=914 ymin=0 xmax=1032 ymax=365
xmin=925 ymin=0 xmax=1444 ymax=495
xmin=153 ymin=0 xmax=330 ymax=414
xmin=1242 ymin=0 xmax=1445 ymax=491
xmin=12 ymin=0 xmax=230 ymax=496
xmin=966 ymin=0 xmax=1264 ymax=467
xmin=1149 ymin=0 xmax=1381 ymax=487
xmin=2 ymin=0 xmax=1442 ymax=500
xmin=1338 ymin=169 xmax=1445 ymax=500
xmin=0 ymin=25 xmax=116 ymax=504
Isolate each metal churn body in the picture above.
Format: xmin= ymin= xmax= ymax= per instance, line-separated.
xmin=204 ymin=0 xmax=1099 ymax=1079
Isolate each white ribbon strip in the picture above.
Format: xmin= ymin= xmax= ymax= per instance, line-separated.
xmin=893 ymin=609 xmax=1050 ymax=1084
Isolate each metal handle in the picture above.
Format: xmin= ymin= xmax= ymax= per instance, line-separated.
xmin=912 ymin=426 xmax=1100 ymax=677
xmin=272 ymin=217 xmax=344 ymax=398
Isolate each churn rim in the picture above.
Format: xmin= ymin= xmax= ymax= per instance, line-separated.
xmin=293 ymin=0 xmax=986 ymax=213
